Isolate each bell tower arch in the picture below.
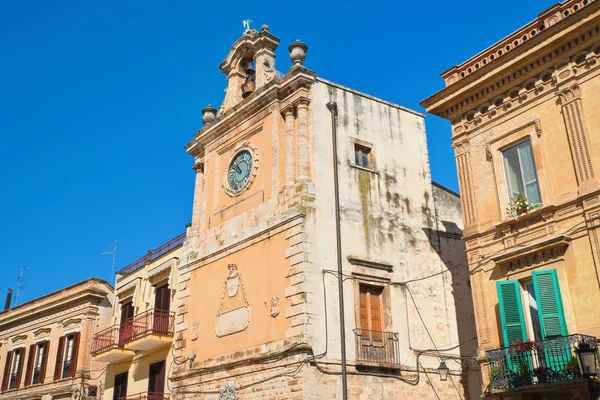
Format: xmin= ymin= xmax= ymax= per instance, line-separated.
xmin=217 ymin=25 xmax=279 ymax=115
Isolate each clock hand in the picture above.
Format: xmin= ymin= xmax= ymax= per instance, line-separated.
xmin=233 ymin=165 xmax=242 ymax=174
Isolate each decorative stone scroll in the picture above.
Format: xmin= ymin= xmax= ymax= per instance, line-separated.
xmin=216 ymin=264 xmax=250 ymax=337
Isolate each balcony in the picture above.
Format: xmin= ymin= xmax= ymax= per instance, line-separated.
xmin=91 ymin=325 xmax=134 ymax=363
xmin=122 ymin=309 xmax=175 ymax=351
xmin=354 ymin=329 xmax=400 ymax=368
xmin=487 ymin=334 xmax=598 ymax=393
xmin=119 ymin=393 xmax=170 ymax=400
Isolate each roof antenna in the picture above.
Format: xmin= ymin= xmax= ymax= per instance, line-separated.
xmin=14 ymin=266 xmax=27 ymax=306
xmin=101 ymin=239 xmax=128 ymax=282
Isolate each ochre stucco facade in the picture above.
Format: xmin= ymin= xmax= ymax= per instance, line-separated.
xmin=422 ymin=1 xmax=600 ymax=399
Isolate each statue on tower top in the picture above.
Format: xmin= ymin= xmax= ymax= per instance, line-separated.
xmin=242 ymin=19 xmax=255 ymax=35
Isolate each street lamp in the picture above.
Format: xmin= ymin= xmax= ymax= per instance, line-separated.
xmin=576 ymin=342 xmax=598 ymax=399
xmin=438 ymin=360 xmax=449 ymax=381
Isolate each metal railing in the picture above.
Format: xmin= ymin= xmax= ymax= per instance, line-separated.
xmin=61 ymin=360 xmax=72 ymax=379
xmin=32 ymin=367 xmax=41 ymax=384
xmin=9 ymin=373 xmax=18 ymax=390
xmin=121 ymin=309 xmax=175 ymax=343
xmin=486 ymin=334 xmax=598 ymax=391
xmin=118 ymin=393 xmax=170 ymax=400
xmin=91 ymin=325 xmax=125 ymax=356
xmin=117 ymin=233 xmax=185 ymax=277
xmin=354 ymin=329 xmax=400 ymax=366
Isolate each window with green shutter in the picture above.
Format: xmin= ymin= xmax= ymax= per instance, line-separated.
xmin=531 ymin=270 xmax=567 ymax=339
xmin=496 ymin=280 xmax=528 ymax=347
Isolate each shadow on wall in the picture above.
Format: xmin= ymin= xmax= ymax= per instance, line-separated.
xmin=423 ymin=215 xmax=481 ymax=399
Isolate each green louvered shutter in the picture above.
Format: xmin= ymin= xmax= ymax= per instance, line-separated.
xmin=497 ymin=280 xmax=527 ymax=346
xmin=532 ymin=270 xmax=567 ymax=339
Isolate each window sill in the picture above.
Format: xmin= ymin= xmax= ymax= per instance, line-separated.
xmin=494 ymin=204 xmax=556 ymax=230
xmin=350 ymin=164 xmax=379 ymax=174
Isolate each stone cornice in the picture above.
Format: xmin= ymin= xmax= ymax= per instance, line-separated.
xmin=185 ymin=68 xmax=317 ymax=157
xmin=0 ymin=279 xmax=112 ymax=329
xmin=491 ymin=234 xmax=571 ymax=264
xmin=421 ymin=4 xmax=600 ymax=118
xmin=440 ymin=0 xmax=598 ymax=87
xmin=347 ymin=256 xmax=394 ymax=272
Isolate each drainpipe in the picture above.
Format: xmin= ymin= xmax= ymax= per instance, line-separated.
xmin=326 ymin=100 xmax=348 ymax=400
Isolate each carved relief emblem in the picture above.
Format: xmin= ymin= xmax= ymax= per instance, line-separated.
xmin=216 ymin=264 xmax=250 ymax=337
xmin=269 ymin=296 xmax=280 ymax=317
xmin=191 ymin=323 xmax=199 ymax=341
xmin=219 ymin=382 xmax=238 ymax=400
xmin=227 ymin=264 xmax=239 ymax=297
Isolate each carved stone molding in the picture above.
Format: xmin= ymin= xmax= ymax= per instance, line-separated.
xmin=557 ymin=83 xmax=581 ymax=104
xmin=485 ymin=118 xmax=541 ymax=159
xmin=452 ymin=138 xmax=470 ymax=157
xmin=33 ymin=327 xmax=51 ymax=340
xmin=557 ymin=83 xmax=595 ymax=185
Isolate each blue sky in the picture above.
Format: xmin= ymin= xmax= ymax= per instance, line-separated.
xmin=0 ymin=0 xmax=557 ymax=304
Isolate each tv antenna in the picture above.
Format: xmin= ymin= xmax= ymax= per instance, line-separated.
xmin=101 ymin=239 xmax=128 ymax=282
xmin=15 ymin=266 xmax=28 ymax=306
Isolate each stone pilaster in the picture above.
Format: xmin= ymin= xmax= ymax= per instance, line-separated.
xmin=191 ymin=161 xmax=205 ymax=233
xmin=453 ymin=138 xmax=478 ymax=227
xmin=296 ymin=100 xmax=310 ymax=182
xmin=557 ymin=83 xmax=596 ymax=191
xmin=283 ymin=106 xmax=296 ymax=189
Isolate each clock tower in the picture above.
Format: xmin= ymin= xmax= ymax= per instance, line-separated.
xmin=172 ymin=25 xmax=477 ymax=400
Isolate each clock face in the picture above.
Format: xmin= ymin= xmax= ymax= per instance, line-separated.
xmin=227 ymin=150 xmax=253 ymax=192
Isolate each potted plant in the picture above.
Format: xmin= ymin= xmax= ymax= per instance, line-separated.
xmin=563 ymin=356 xmax=581 ymax=378
xmin=506 ymin=195 xmax=540 ymax=219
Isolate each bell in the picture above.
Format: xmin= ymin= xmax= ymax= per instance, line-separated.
xmin=244 ymin=60 xmax=256 ymax=74
xmin=242 ymin=80 xmax=255 ymax=98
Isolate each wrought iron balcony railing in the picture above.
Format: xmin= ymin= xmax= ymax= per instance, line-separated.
xmin=91 ymin=325 xmax=125 ymax=356
xmin=354 ymin=328 xmax=400 ymax=366
xmin=121 ymin=309 xmax=175 ymax=343
xmin=486 ymin=334 xmax=598 ymax=391
xmin=118 ymin=393 xmax=170 ymax=400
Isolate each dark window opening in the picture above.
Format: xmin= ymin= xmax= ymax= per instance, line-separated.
xmin=354 ymin=144 xmax=373 ymax=169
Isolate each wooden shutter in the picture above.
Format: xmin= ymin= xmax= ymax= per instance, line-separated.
xmin=369 ymin=287 xmax=382 ymax=332
xmin=148 ymin=360 xmax=166 ymax=394
xmin=113 ymin=372 xmax=128 ymax=400
xmin=54 ymin=336 xmax=65 ymax=381
xmin=359 ymin=286 xmax=369 ymax=330
xmin=24 ymin=345 xmax=35 ymax=387
xmin=154 ymin=284 xmax=170 ymax=311
xmin=496 ymin=280 xmax=527 ymax=346
xmin=532 ymin=270 xmax=568 ymax=339
xmin=15 ymin=349 xmax=24 ymax=390
xmin=39 ymin=341 xmax=49 ymax=384
xmin=1 ymin=351 xmax=13 ymax=391
xmin=69 ymin=333 xmax=80 ymax=377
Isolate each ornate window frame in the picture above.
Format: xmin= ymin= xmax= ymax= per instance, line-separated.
xmin=486 ymin=118 xmax=548 ymax=219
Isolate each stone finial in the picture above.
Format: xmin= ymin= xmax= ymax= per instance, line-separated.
xmin=288 ymin=40 xmax=308 ymax=67
xmin=201 ymin=104 xmax=217 ymax=125
xmin=261 ymin=24 xmax=269 ymax=31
